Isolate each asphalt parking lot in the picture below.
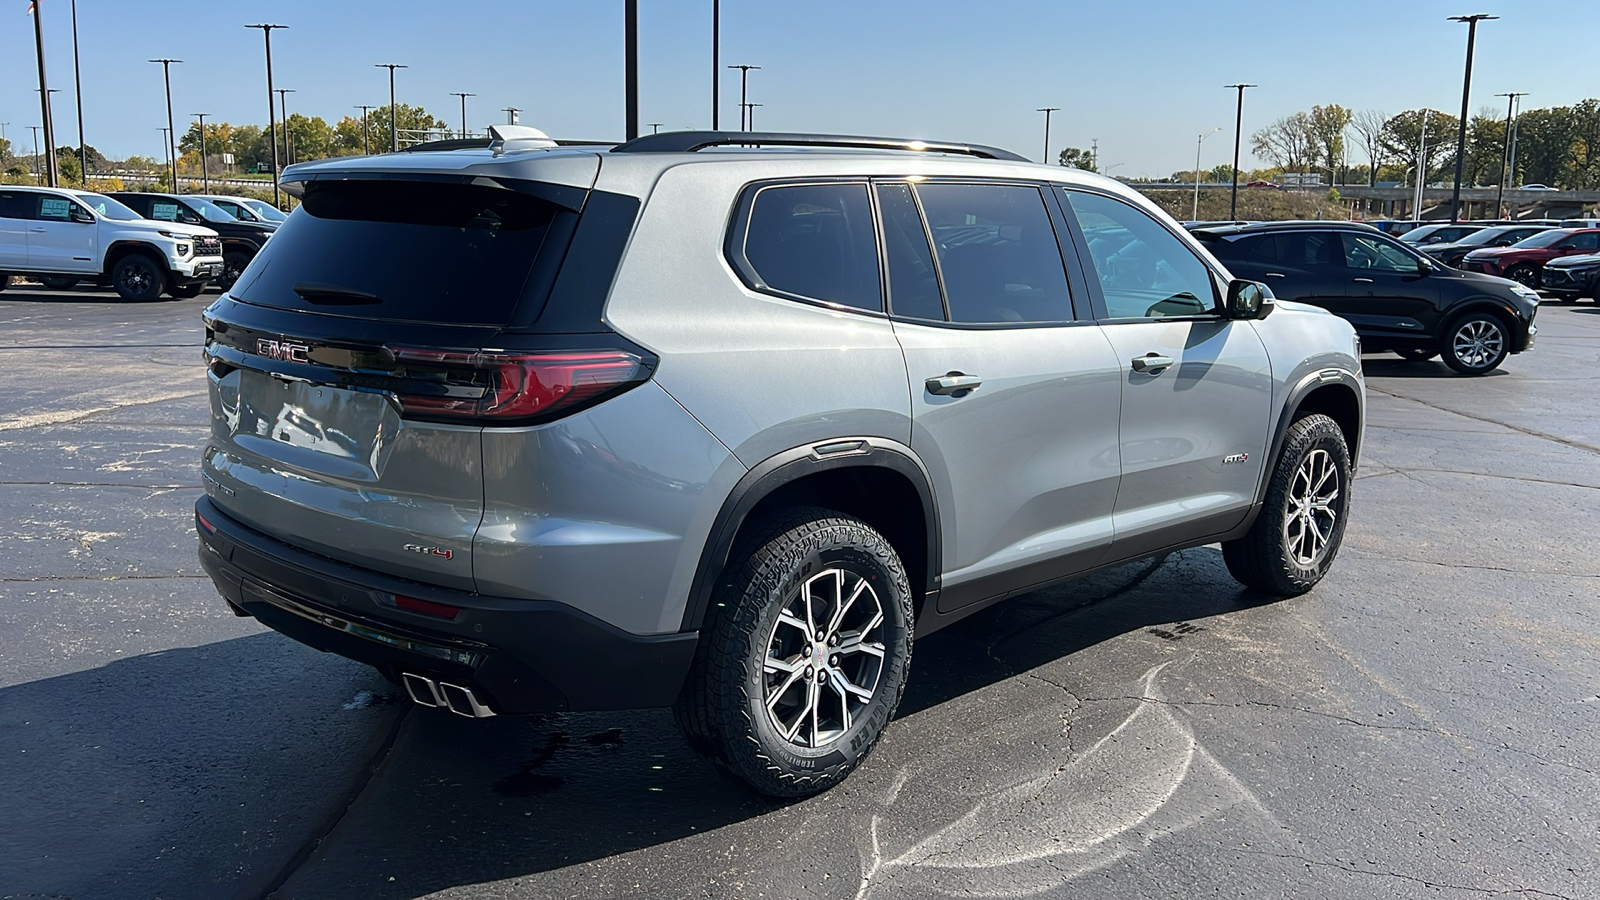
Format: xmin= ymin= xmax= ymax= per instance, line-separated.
xmin=2 ymin=284 xmax=1596 ymax=900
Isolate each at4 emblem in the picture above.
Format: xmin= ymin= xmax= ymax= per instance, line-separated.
xmin=403 ymin=543 xmax=455 ymax=561
xmin=1222 ymin=453 xmax=1251 ymax=465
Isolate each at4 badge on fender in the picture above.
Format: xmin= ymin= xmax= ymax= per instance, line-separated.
xmin=403 ymin=543 xmax=454 ymax=561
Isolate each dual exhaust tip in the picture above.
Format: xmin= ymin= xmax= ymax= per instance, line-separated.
xmin=402 ymin=672 xmax=497 ymax=718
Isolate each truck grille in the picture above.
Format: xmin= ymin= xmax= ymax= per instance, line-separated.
xmin=195 ymin=236 xmax=223 ymax=257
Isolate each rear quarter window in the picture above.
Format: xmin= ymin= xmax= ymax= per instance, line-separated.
xmin=229 ymin=180 xmax=564 ymax=325
xmin=730 ymin=182 xmax=883 ymax=313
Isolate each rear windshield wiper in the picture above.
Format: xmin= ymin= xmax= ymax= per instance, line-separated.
xmin=293 ymin=282 xmax=382 ymax=305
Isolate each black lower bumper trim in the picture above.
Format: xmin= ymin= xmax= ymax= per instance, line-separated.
xmin=195 ymin=496 xmax=698 ymax=714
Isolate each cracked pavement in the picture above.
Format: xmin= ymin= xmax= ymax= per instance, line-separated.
xmin=0 ymin=285 xmax=1596 ymax=899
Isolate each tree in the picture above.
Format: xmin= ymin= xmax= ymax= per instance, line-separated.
xmin=1207 ymin=163 xmax=1234 ymax=183
xmin=1306 ymin=104 xmax=1353 ymax=181
xmin=0 ymin=136 xmax=10 ymax=164
xmin=1251 ymin=112 xmax=1313 ymax=174
xmin=1057 ymin=147 xmax=1096 ymax=171
xmin=54 ymin=146 xmax=82 ymax=182
xmin=282 ymin=113 xmax=336 ymax=164
xmin=1379 ymin=109 xmax=1458 ymax=186
xmin=364 ymin=104 xmax=450 ymax=151
xmin=1350 ymin=109 xmax=1387 ymax=185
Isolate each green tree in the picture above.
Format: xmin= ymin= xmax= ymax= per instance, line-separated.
xmin=281 ymin=113 xmax=337 ymax=164
xmin=1306 ymin=104 xmax=1353 ymax=180
xmin=364 ymin=104 xmax=450 ymax=151
xmin=54 ymin=146 xmax=82 ymax=182
xmin=1057 ymin=146 xmax=1096 ymax=171
xmin=1251 ymin=112 xmax=1312 ymax=174
xmin=1379 ymin=109 xmax=1458 ymax=185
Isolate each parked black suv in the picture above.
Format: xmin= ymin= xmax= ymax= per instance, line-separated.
xmin=108 ymin=192 xmax=274 ymax=291
xmin=1191 ymin=221 xmax=1539 ymax=374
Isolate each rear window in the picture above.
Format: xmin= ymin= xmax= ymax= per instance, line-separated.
xmin=230 ymin=180 xmax=562 ymax=325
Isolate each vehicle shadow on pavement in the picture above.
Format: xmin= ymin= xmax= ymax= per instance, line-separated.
xmin=0 ymin=632 xmax=398 ymax=900
xmin=274 ymin=548 xmax=1269 ymax=899
xmin=1358 ymin=358 xmax=1508 ymax=379
xmin=0 ymin=285 xmax=170 ymax=304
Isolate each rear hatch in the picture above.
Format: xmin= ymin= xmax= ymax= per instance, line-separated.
xmin=201 ymin=166 xmax=622 ymax=590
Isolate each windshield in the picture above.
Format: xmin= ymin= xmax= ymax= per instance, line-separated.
xmin=1400 ymin=224 xmax=1453 ymax=243
xmin=1455 ymin=226 xmax=1518 ymax=247
xmin=79 ymin=193 xmax=142 ymax=221
xmin=242 ymin=199 xmax=288 ymax=222
xmin=181 ymin=196 xmax=239 ymax=223
xmin=1511 ymin=230 xmax=1571 ymax=249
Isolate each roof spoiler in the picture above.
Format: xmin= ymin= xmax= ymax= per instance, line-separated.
xmin=610 ymin=130 xmax=1029 ymax=163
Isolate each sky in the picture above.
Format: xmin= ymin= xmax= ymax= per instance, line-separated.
xmin=1 ymin=0 xmax=1592 ymax=177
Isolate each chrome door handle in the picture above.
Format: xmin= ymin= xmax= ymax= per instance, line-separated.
xmin=1352 ymin=277 xmax=1374 ymax=283
xmin=1130 ymin=353 xmax=1175 ymax=374
xmin=926 ymin=372 xmax=983 ymax=396
xmin=1264 ymin=272 xmax=1286 ymax=279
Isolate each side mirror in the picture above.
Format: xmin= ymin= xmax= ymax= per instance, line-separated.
xmin=1224 ymin=279 xmax=1273 ymax=320
xmin=69 ymin=206 xmax=94 ymax=224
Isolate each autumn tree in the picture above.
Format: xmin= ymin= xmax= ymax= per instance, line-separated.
xmin=1251 ymin=112 xmax=1313 ymax=174
xmin=1057 ymin=147 xmax=1097 ymax=171
xmin=1350 ymin=109 xmax=1387 ymax=185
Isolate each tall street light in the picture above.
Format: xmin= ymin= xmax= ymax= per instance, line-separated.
xmin=1225 ymin=83 xmax=1257 ymax=220
xmin=1037 ymin=107 xmax=1059 ymax=165
xmin=193 ymin=112 xmax=210 ymax=192
xmin=711 ymin=0 xmax=720 ymax=129
xmin=1448 ymin=14 xmax=1497 ymax=224
xmin=375 ymin=64 xmax=407 ymax=151
xmin=648 ymin=122 xmax=664 ymax=134
xmin=1194 ymin=127 xmax=1222 ymax=221
xmin=625 ymin=0 xmax=639 ymax=139
xmin=246 ymin=24 xmax=286 ymax=207
xmin=1493 ymin=91 xmax=1527 ymax=218
xmin=743 ymin=102 xmax=763 ymax=131
xmin=32 ymin=0 xmax=59 ymax=186
xmin=354 ymin=105 xmax=374 ymax=155
xmin=275 ymin=88 xmax=296 ymax=164
xmin=450 ymin=92 xmax=476 ymax=138
xmin=158 ymin=127 xmax=169 ymax=188
xmin=149 ymin=59 xmax=182 ymax=193
xmin=1507 ymin=94 xmax=1525 ymax=200
xmin=29 ymin=126 xmax=43 ymax=184
xmin=728 ymin=64 xmax=760 ymax=130
xmin=70 ymin=0 xmax=86 ymax=183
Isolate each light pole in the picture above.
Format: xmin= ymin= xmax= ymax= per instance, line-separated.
xmin=158 ymin=127 xmax=170 ymax=188
xmin=450 ymin=92 xmax=475 ymax=138
xmin=728 ymin=64 xmax=760 ymax=130
xmin=711 ymin=0 xmax=721 ymax=129
xmin=246 ymin=24 xmax=286 ymax=207
xmin=354 ymin=105 xmax=374 ymax=155
xmin=32 ymin=0 xmax=59 ymax=186
xmin=1037 ymin=107 xmax=1059 ymax=165
xmin=1493 ymin=91 xmax=1527 ymax=217
xmin=1225 ymin=83 xmax=1257 ymax=220
xmin=149 ymin=60 xmax=183 ymax=192
xmin=29 ymin=126 xmax=42 ymax=184
xmin=1507 ymin=94 xmax=1524 ymax=200
xmin=70 ymin=0 xmax=86 ymax=183
xmin=648 ymin=122 xmax=664 ymax=134
xmin=1194 ymin=127 xmax=1221 ymax=221
xmin=1414 ymin=114 xmax=1429 ymax=219
xmin=193 ymin=112 xmax=210 ymax=192
xmin=743 ymin=103 xmax=763 ymax=131
xmin=625 ymin=0 xmax=639 ymax=140
xmin=502 ymin=106 xmax=520 ymax=126
xmin=274 ymin=88 xmax=296 ymax=165
xmin=375 ymin=64 xmax=407 ymax=152
xmin=1448 ymin=14 xmax=1497 ymax=223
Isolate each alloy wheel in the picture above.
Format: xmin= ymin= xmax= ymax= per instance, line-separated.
xmin=120 ymin=262 xmax=152 ymax=293
xmin=1452 ymin=319 xmax=1505 ymax=370
xmin=1284 ymin=448 xmax=1340 ymax=567
xmin=763 ymin=567 xmax=886 ymax=748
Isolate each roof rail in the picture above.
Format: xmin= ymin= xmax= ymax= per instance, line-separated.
xmin=610 ymin=130 xmax=1030 ymax=163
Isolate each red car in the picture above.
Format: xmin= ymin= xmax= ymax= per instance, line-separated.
xmin=1461 ymin=227 xmax=1600 ymax=287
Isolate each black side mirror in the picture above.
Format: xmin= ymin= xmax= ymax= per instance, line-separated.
xmin=69 ymin=206 xmax=94 ymax=224
xmin=1225 ymin=279 xmax=1273 ymax=320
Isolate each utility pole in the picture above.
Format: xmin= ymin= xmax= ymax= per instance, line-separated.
xmin=1194 ymin=127 xmax=1221 ymax=221
xmin=29 ymin=126 xmax=42 ymax=184
xmin=728 ymin=64 xmax=760 ymax=130
xmin=625 ymin=0 xmax=639 ymax=140
xmin=450 ymin=92 xmax=475 ymax=139
xmin=246 ymin=24 xmax=286 ymax=207
xmin=194 ymin=112 xmax=210 ymax=192
xmin=1037 ymin=107 xmax=1059 ymax=165
xmin=354 ymin=105 xmax=374 ymax=155
xmin=711 ymin=0 xmax=721 ymax=129
xmin=1414 ymin=114 xmax=1429 ymax=219
xmin=375 ymin=63 xmax=407 ymax=152
xmin=1507 ymin=94 xmax=1524 ymax=203
xmin=275 ymin=88 xmax=296 ymax=165
xmin=70 ymin=0 xmax=86 ymax=183
xmin=1493 ymin=91 xmax=1527 ymax=218
xmin=158 ymin=127 xmax=169 ymax=189
xmin=1448 ymin=14 xmax=1496 ymax=223
xmin=149 ymin=59 xmax=181 ymax=193
xmin=1225 ymin=83 xmax=1257 ymax=220
xmin=32 ymin=0 xmax=60 ymax=186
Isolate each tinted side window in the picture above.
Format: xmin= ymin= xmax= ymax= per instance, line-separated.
xmin=1343 ymin=233 xmax=1421 ymax=272
xmin=1248 ymin=231 xmax=1344 ymax=269
xmin=875 ymin=183 xmax=945 ymax=321
xmin=741 ymin=183 xmax=881 ymax=312
xmin=1063 ymin=190 xmax=1217 ymax=319
xmin=114 ymin=195 xmax=151 ymax=216
xmin=0 ymin=192 xmax=34 ymax=219
xmin=1565 ymin=232 xmax=1600 ymax=251
xmin=915 ymin=183 xmax=1073 ymax=324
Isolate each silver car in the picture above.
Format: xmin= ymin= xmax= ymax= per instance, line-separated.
xmin=196 ymin=129 xmax=1364 ymax=797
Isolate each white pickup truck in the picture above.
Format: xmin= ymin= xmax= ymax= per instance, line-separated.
xmin=0 ymin=185 xmax=224 ymax=301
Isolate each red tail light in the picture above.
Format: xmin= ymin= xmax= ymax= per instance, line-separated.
xmin=389 ymin=348 xmax=649 ymax=424
xmin=394 ymin=594 xmax=462 ymax=619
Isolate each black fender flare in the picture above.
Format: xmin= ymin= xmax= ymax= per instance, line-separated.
xmin=103 ymin=240 xmax=172 ymax=276
xmin=678 ymin=437 xmax=941 ymax=633
xmin=1242 ymin=367 xmax=1364 ymax=530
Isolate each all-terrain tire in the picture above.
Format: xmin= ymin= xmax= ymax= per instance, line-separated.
xmin=1222 ymin=413 xmax=1351 ymax=596
xmin=674 ymin=507 xmax=913 ymax=798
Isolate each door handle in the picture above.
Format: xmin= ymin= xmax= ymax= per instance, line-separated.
xmin=1263 ymin=272 xmax=1286 ymax=279
xmin=29 ymin=227 xmax=47 ymax=233
xmin=926 ymin=372 xmax=982 ymax=396
xmin=1130 ymin=353 xmax=1175 ymax=374
xmin=1352 ymin=277 xmax=1374 ymax=284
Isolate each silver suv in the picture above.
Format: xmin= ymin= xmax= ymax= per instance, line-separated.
xmin=196 ymin=130 xmax=1364 ymax=797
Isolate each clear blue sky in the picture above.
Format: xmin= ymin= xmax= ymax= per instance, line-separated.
xmin=0 ymin=0 xmax=1589 ymax=176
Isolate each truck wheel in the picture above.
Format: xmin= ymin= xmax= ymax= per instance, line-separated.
xmin=169 ymin=283 xmax=205 ymax=299
xmin=1441 ymin=311 xmax=1509 ymax=375
xmin=39 ymin=275 xmax=78 ymax=291
xmin=111 ymin=255 xmax=167 ymax=302
xmin=675 ymin=508 xmax=913 ymax=798
xmin=1222 ymin=413 xmax=1351 ymax=597
xmin=218 ymin=251 xmax=251 ymax=292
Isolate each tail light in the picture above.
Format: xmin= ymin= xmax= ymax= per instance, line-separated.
xmin=389 ymin=347 xmax=650 ymax=425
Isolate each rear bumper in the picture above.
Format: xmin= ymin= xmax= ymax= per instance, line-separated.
xmin=195 ymin=496 xmax=697 ymax=714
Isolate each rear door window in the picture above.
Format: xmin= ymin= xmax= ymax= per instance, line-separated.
xmin=735 ymin=182 xmax=882 ymax=313
xmin=229 ymin=180 xmax=564 ymax=325
xmin=914 ymin=182 xmax=1074 ymax=324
